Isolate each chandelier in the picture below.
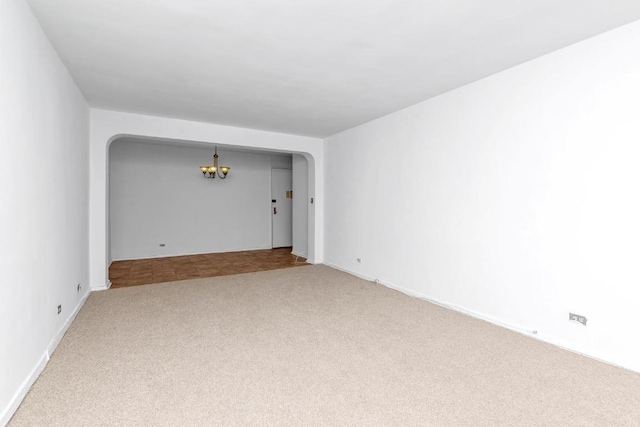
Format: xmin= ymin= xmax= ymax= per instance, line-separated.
xmin=199 ymin=146 xmax=230 ymax=179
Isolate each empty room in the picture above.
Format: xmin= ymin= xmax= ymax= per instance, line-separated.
xmin=2 ymin=0 xmax=640 ymax=425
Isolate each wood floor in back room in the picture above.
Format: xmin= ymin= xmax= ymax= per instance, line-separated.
xmin=108 ymin=247 xmax=308 ymax=288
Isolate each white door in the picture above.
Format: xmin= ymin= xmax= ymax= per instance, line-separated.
xmin=271 ymin=169 xmax=292 ymax=248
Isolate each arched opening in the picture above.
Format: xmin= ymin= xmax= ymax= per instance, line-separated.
xmin=105 ymin=135 xmax=315 ymax=287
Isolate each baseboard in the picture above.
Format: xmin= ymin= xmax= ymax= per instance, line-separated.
xmin=322 ymin=262 xmax=632 ymax=373
xmin=291 ymin=250 xmax=308 ymax=259
xmin=0 ymin=352 xmax=47 ymax=427
xmin=0 ymin=290 xmax=90 ymax=426
xmin=47 ymin=290 xmax=91 ymax=355
xmin=91 ymin=280 xmax=111 ymax=291
xmin=110 ymin=246 xmax=274 ymax=262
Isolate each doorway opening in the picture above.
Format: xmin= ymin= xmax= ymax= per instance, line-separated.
xmin=271 ymin=168 xmax=293 ymax=249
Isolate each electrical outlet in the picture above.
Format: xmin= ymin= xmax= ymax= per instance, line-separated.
xmin=569 ymin=312 xmax=587 ymax=326
xmin=57 ymin=305 xmax=62 ymax=315
xmin=77 ymin=283 xmax=81 ymax=292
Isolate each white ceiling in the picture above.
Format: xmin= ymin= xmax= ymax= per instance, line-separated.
xmin=26 ymin=0 xmax=640 ymax=137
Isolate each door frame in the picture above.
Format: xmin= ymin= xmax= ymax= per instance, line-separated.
xmin=269 ymin=167 xmax=293 ymax=249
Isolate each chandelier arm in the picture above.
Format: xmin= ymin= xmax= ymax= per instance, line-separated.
xmin=199 ymin=146 xmax=229 ymax=180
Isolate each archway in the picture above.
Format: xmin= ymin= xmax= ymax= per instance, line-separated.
xmin=90 ymin=109 xmax=324 ymax=290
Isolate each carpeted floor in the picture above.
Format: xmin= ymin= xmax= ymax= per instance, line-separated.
xmin=10 ymin=265 xmax=640 ymax=426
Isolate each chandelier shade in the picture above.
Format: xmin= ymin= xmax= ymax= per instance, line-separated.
xmin=199 ymin=146 xmax=230 ymax=179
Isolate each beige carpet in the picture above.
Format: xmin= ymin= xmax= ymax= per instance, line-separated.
xmin=10 ymin=265 xmax=640 ymax=426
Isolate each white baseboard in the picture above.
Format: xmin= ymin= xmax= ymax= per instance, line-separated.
xmin=0 ymin=291 xmax=90 ymax=426
xmin=47 ymin=290 xmax=90 ymax=356
xmin=110 ymin=246 xmax=273 ymax=262
xmin=291 ymin=250 xmax=308 ymax=259
xmin=0 ymin=353 xmax=47 ymax=427
xmin=91 ymin=280 xmax=111 ymax=291
xmin=322 ymin=262 xmax=632 ymax=373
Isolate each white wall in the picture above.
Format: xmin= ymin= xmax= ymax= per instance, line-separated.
xmin=324 ymin=20 xmax=640 ymax=373
xmin=91 ymin=109 xmax=324 ymax=289
xmin=292 ymin=154 xmax=309 ymax=258
xmin=110 ymin=141 xmax=285 ymax=260
xmin=0 ymin=0 xmax=90 ymax=423
xmin=271 ymin=154 xmax=293 ymax=170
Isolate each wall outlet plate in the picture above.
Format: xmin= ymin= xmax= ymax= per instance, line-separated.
xmin=569 ymin=312 xmax=587 ymax=326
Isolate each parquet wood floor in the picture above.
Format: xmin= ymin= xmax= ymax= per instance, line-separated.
xmin=109 ymin=247 xmax=307 ymax=289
